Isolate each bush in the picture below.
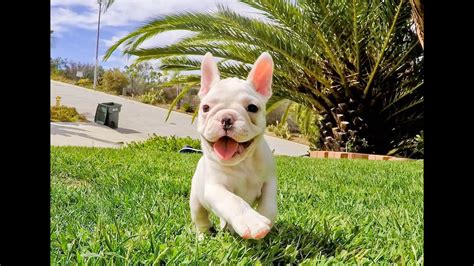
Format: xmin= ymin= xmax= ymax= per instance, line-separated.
xmin=125 ymin=135 xmax=201 ymax=151
xmin=51 ymin=106 xmax=87 ymax=122
xmin=51 ymin=74 xmax=75 ymax=84
xmin=386 ymin=130 xmax=424 ymax=159
xmin=51 ymin=57 xmax=104 ymax=82
xmin=181 ymin=102 xmax=194 ymax=113
xmin=414 ymin=131 xmax=424 ymax=156
xmin=162 ymin=87 xmax=179 ymax=103
xmin=188 ymin=87 xmax=199 ymax=96
xmin=102 ymin=69 xmax=129 ymax=95
xmin=139 ymin=88 xmax=166 ymax=105
xmin=296 ymin=107 xmax=320 ymax=149
xmin=345 ymin=137 xmax=369 ymax=153
xmin=76 ymin=78 xmax=92 ymax=88
xmin=268 ymin=121 xmax=292 ymax=140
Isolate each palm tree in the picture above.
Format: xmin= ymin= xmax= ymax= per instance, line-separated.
xmin=93 ymin=0 xmax=116 ymax=90
xmin=104 ymin=0 xmax=423 ymax=157
xmin=409 ymin=0 xmax=423 ymax=48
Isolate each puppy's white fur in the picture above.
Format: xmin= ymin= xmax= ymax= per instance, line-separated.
xmin=190 ymin=52 xmax=277 ymax=240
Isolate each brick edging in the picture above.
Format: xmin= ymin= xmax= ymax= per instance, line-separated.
xmin=309 ymin=151 xmax=410 ymax=161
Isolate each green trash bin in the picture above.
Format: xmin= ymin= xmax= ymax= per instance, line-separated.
xmin=94 ymin=102 xmax=122 ymax=129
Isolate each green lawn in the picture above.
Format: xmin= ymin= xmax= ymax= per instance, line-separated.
xmin=50 ymin=138 xmax=423 ymax=264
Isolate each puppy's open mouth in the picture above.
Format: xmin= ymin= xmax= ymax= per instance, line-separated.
xmin=209 ymin=136 xmax=254 ymax=161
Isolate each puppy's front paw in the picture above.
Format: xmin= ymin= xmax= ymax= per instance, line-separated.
xmin=197 ymin=232 xmax=206 ymax=241
xmin=232 ymin=210 xmax=272 ymax=240
xmin=195 ymin=226 xmax=216 ymax=241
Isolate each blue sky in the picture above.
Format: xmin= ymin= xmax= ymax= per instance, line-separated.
xmin=51 ymin=0 xmax=260 ymax=70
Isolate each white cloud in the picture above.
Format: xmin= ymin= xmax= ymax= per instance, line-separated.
xmin=51 ymin=0 xmax=262 ymax=33
xmin=101 ymin=31 xmax=129 ymax=48
xmin=100 ymin=54 xmax=137 ymax=69
xmin=51 ymin=7 xmax=97 ymax=32
xmin=51 ymin=0 xmax=264 ymax=69
xmin=139 ymin=30 xmax=195 ymax=49
xmin=100 ymin=30 xmax=195 ymax=67
xmin=101 ymin=30 xmax=194 ymax=50
xmin=51 ymin=0 xmax=95 ymax=7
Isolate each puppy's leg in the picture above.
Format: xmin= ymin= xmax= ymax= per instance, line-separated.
xmin=205 ymin=184 xmax=271 ymax=240
xmin=190 ymin=188 xmax=212 ymax=234
xmin=219 ymin=218 xmax=235 ymax=233
xmin=219 ymin=218 xmax=227 ymax=230
xmin=256 ymin=177 xmax=278 ymax=226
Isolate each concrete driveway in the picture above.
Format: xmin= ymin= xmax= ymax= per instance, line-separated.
xmin=50 ymin=80 xmax=309 ymax=156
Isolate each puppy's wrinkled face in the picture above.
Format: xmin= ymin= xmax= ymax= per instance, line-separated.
xmin=197 ymin=52 xmax=274 ymax=165
xmin=198 ymin=78 xmax=266 ymax=163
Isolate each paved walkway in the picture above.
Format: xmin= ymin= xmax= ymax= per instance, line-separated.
xmin=50 ymin=80 xmax=309 ymax=156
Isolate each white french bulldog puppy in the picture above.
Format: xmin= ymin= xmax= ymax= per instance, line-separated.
xmin=189 ymin=52 xmax=277 ymax=240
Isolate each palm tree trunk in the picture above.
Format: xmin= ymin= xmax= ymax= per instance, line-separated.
xmin=317 ymin=100 xmax=374 ymax=153
xmin=410 ymin=0 xmax=424 ymax=49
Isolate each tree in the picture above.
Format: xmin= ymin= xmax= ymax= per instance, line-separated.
xmin=51 ymin=57 xmax=67 ymax=76
xmin=104 ymin=0 xmax=423 ymax=157
xmin=124 ymin=62 xmax=164 ymax=95
xmin=409 ymin=0 xmax=423 ymax=48
xmin=102 ymin=69 xmax=129 ymax=95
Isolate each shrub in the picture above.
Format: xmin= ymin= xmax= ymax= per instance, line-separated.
xmin=268 ymin=121 xmax=292 ymax=140
xmin=295 ymin=107 xmax=320 ymax=149
xmin=51 ymin=106 xmax=87 ymax=122
xmin=51 ymin=74 xmax=75 ymax=84
xmin=102 ymin=69 xmax=129 ymax=95
xmin=76 ymin=78 xmax=92 ymax=88
xmin=125 ymin=134 xmax=201 ymax=151
xmin=345 ymin=137 xmax=369 ymax=153
xmin=179 ymin=94 xmax=199 ymax=113
xmin=181 ymin=102 xmax=194 ymax=113
xmin=139 ymin=88 xmax=166 ymax=105
xmin=51 ymin=57 xmax=104 ymax=82
xmin=388 ymin=130 xmax=424 ymax=158
xmin=414 ymin=131 xmax=424 ymax=156
xmin=162 ymin=87 xmax=179 ymax=103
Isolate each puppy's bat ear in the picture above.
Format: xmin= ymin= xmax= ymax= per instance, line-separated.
xmin=199 ymin=52 xmax=220 ymax=99
xmin=247 ymin=52 xmax=273 ymax=99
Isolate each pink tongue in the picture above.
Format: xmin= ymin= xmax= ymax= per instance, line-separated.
xmin=213 ymin=137 xmax=239 ymax=160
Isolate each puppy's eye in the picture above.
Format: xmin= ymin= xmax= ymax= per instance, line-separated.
xmin=247 ymin=104 xmax=259 ymax=113
xmin=202 ymin=104 xmax=210 ymax=113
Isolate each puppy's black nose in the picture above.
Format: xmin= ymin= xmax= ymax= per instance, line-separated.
xmin=222 ymin=116 xmax=233 ymax=130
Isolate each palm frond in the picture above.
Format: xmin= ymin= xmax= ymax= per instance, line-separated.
xmin=363 ymin=0 xmax=405 ymax=95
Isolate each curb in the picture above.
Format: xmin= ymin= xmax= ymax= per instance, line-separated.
xmin=309 ymin=151 xmax=410 ymax=161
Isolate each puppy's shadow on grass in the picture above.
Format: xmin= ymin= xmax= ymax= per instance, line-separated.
xmin=243 ymin=221 xmax=345 ymax=264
